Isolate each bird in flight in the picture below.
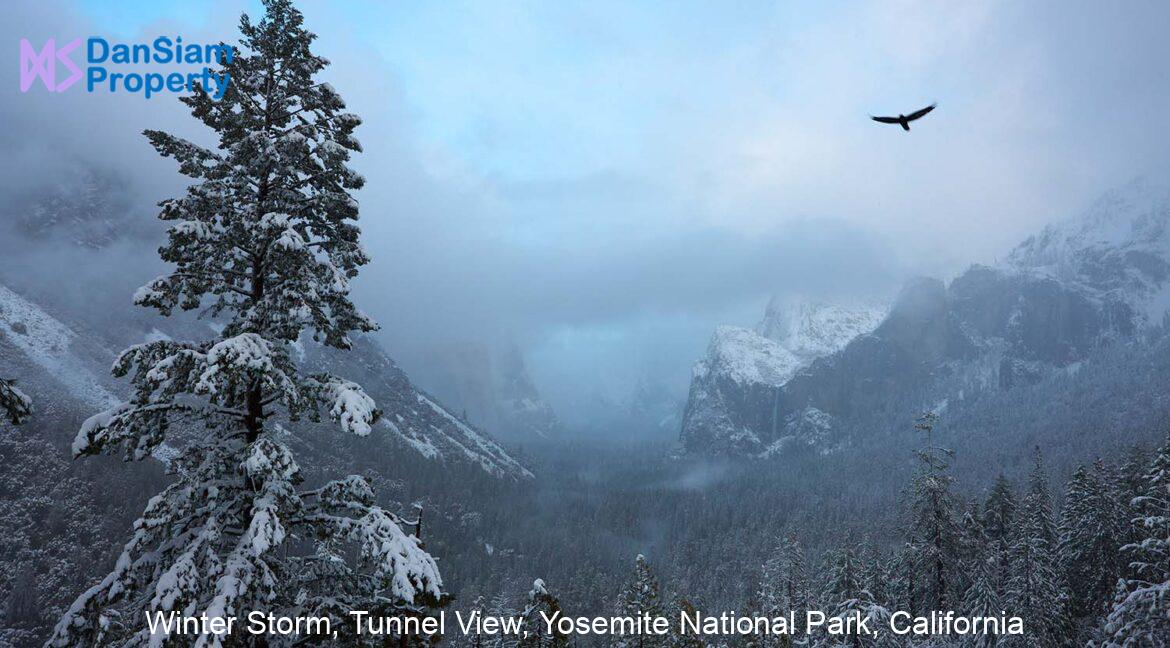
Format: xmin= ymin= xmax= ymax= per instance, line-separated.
xmin=871 ymin=103 xmax=936 ymax=131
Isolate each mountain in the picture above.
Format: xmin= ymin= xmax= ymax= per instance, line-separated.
xmin=681 ymin=180 xmax=1170 ymax=457
xmin=0 ymin=279 xmax=532 ymax=480
xmin=0 ymin=169 xmax=531 ymax=481
xmin=1007 ymin=178 xmax=1170 ymax=326
xmin=420 ymin=342 xmax=560 ymax=443
xmin=680 ymin=298 xmax=885 ymax=455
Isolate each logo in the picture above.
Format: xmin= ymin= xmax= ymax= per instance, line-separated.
xmin=18 ymin=36 xmax=231 ymax=100
xmin=20 ymin=38 xmax=82 ymax=92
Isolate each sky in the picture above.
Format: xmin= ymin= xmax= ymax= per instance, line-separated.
xmin=6 ymin=0 xmax=1170 ymax=428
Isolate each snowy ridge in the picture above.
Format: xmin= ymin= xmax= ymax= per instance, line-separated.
xmin=680 ymin=298 xmax=885 ymax=455
xmin=683 ymin=179 xmax=1170 ymax=458
xmin=0 ymin=283 xmax=118 ymax=409
xmin=416 ymin=393 xmax=535 ymax=479
xmin=757 ymin=298 xmax=887 ymax=360
xmin=1008 ymin=180 xmax=1170 ymax=272
xmin=696 ymin=299 xmax=887 ymax=389
xmin=382 ymin=416 xmax=441 ymax=459
xmin=1007 ymin=179 xmax=1170 ymax=325
xmin=696 ymin=326 xmax=802 ymax=387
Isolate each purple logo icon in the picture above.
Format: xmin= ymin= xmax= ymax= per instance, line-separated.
xmin=20 ymin=38 xmax=82 ymax=92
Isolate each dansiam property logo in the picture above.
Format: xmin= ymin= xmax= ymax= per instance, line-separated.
xmin=19 ymin=36 xmax=231 ymax=99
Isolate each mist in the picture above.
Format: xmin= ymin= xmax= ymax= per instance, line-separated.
xmin=4 ymin=0 xmax=1170 ymax=435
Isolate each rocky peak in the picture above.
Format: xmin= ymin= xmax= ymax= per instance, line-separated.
xmin=680 ymin=298 xmax=886 ymax=455
xmin=1007 ymin=179 xmax=1170 ymax=325
xmin=756 ymin=297 xmax=887 ymax=362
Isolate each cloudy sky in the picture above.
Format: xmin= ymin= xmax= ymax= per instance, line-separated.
xmin=7 ymin=0 xmax=1170 ymax=425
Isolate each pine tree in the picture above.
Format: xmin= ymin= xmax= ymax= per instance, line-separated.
xmin=982 ymin=474 xmax=1016 ymax=599
xmin=758 ymin=535 xmax=810 ymax=621
xmin=960 ymin=503 xmax=1003 ymax=648
xmin=486 ymin=590 xmax=518 ymax=648
xmin=955 ymin=504 xmax=986 ymax=601
xmin=857 ymin=543 xmax=892 ymax=613
xmin=983 ymin=475 xmax=1016 ymax=547
xmin=517 ymin=579 xmax=569 ymax=648
xmin=886 ymin=545 xmax=917 ymax=619
xmin=47 ymin=1 xmax=441 ymax=645
xmin=813 ymin=544 xmax=895 ymax=648
xmin=1057 ymin=460 xmax=1123 ymax=621
xmin=1003 ymin=449 xmax=1065 ymax=648
xmin=0 ymin=378 xmax=31 ymax=424
xmin=1114 ymin=445 xmax=1152 ymax=579
xmin=1102 ymin=434 xmax=1170 ymax=647
xmin=902 ymin=412 xmax=961 ymax=612
xmin=615 ymin=555 xmax=667 ymax=648
xmin=961 ymin=553 xmax=1003 ymax=648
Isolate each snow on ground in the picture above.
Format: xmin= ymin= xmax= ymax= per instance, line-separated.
xmin=415 ymin=393 xmax=534 ymax=479
xmin=381 ymin=416 xmax=441 ymax=459
xmin=0 ymin=283 xmax=118 ymax=409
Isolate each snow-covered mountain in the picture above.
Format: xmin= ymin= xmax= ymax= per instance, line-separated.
xmin=1007 ymin=178 xmax=1170 ymax=327
xmin=757 ymin=298 xmax=889 ymax=362
xmin=682 ymin=180 xmax=1170 ymax=457
xmin=0 ymin=169 xmax=532 ymax=480
xmin=680 ymin=299 xmax=885 ymax=455
xmin=0 ymin=278 xmax=532 ymax=480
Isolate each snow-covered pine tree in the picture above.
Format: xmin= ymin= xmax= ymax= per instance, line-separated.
xmin=954 ymin=504 xmax=986 ymax=601
xmin=813 ymin=544 xmax=896 ymax=648
xmin=758 ymin=534 xmax=810 ymax=643
xmin=1057 ymin=461 xmax=1123 ymax=621
xmin=1102 ymin=434 xmax=1170 ymax=647
xmin=615 ymin=555 xmax=667 ymax=648
xmin=485 ymin=590 xmax=518 ymax=648
xmin=960 ymin=512 xmax=1002 ymax=648
xmin=857 ymin=544 xmax=892 ymax=614
xmin=886 ymin=545 xmax=917 ymax=620
xmin=1002 ymin=449 xmax=1065 ymax=648
xmin=982 ymin=474 xmax=1016 ymax=600
xmin=961 ymin=553 xmax=1003 ymax=648
xmin=47 ymin=1 xmax=441 ymax=645
xmin=1114 ymin=445 xmax=1153 ymax=580
xmin=0 ymin=378 xmax=32 ymax=424
xmin=516 ymin=580 xmax=569 ymax=648
xmin=820 ymin=544 xmax=863 ymax=613
xmin=902 ymin=412 xmax=961 ymax=612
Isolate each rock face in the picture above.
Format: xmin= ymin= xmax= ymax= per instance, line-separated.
xmin=680 ymin=299 xmax=885 ymax=455
xmin=681 ymin=180 xmax=1170 ymax=457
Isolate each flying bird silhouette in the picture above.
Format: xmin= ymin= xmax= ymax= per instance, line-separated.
xmin=871 ymin=103 xmax=936 ymax=131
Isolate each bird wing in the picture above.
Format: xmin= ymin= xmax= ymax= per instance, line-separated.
xmin=905 ymin=103 xmax=936 ymax=121
xmin=870 ymin=115 xmax=900 ymax=124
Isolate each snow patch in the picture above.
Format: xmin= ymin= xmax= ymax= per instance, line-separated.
xmin=0 ymin=283 xmax=118 ymax=409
